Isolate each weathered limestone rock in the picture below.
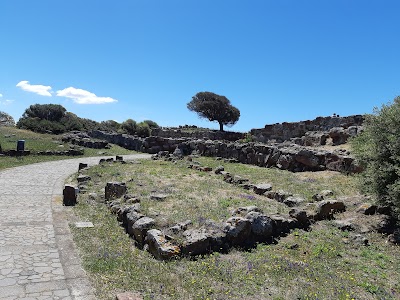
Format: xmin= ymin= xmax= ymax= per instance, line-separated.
xmin=132 ymin=217 xmax=156 ymax=245
xmin=63 ymin=185 xmax=77 ymax=206
xmin=253 ymin=183 xmax=273 ymax=195
xmin=182 ymin=228 xmax=212 ymax=256
xmin=105 ymin=182 xmax=127 ymax=201
xmin=146 ymin=229 xmax=181 ymax=260
xmin=315 ymin=200 xmax=346 ymax=220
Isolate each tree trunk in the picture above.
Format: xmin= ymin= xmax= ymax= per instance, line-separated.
xmin=219 ymin=122 xmax=224 ymax=132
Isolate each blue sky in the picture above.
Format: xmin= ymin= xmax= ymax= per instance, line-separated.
xmin=1 ymin=0 xmax=399 ymax=132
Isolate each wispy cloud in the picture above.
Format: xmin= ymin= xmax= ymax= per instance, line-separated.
xmin=16 ymin=81 xmax=52 ymax=96
xmin=56 ymin=87 xmax=118 ymax=104
xmin=0 ymin=93 xmax=3 ymax=97
xmin=0 ymin=99 xmax=14 ymax=105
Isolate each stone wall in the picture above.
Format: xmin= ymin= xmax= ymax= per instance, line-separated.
xmin=251 ymin=115 xmax=364 ymax=143
xmin=151 ymin=128 xmax=244 ymax=141
xmin=88 ymin=130 xmax=361 ymax=174
xmin=178 ymin=140 xmax=361 ymax=174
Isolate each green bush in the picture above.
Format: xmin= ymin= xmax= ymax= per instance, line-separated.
xmin=351 ymin=96 xmax=400 ymax=219
xmin=136 ymin=122 xmax=151 ymax=137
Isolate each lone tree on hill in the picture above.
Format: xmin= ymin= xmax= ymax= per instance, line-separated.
xmin=187 ymin=92 xmax=240 ymax=131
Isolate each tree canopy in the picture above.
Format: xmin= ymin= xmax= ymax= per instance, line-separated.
xmin=351 ymin=96 xmax=400 ymax=219
xmin=187 ymin=92 xmax=240 ymax=131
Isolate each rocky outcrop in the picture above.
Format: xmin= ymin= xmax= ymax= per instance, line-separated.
xmin=251 ymin=115 xmax=364 ymax=143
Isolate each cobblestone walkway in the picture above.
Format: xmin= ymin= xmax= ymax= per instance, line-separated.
xmin=0 ymin=154 xmax=150 ymax=300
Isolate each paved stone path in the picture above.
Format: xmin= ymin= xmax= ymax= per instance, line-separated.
xmin=0 ymin=154 xmax=150 ymax=300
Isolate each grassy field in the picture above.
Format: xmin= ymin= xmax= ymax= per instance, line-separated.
xmin=0 ymin=127 xmax=137 ymax=170
xmin=70 ymin=157 xmax=400 ymax=300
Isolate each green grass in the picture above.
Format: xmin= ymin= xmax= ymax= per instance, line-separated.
xmin=0 ymin=127 xmax=138 ymax=170
xmin=70 ymin=157 xmax=400 ymax=300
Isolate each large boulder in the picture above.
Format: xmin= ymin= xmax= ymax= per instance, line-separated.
xmin=146 ymin=229 xmax=181 ymax=260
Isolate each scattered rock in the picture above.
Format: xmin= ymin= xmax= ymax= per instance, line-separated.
xmin=63 ymin=185 xmax=77 ymax=206
xmin=388 ymin=230 xmax=400 ymax=244
xmin=214 ymin=166 xmax=224 ymax=174
xmin=105 ymin=182 xmax=127 ymax=201
xmin=131 ymin=217 xmax=156 ymax=245
xmin=115 ymin=292 xmax=143 ymax=300
xmin=146 ymin=229 xmax=181 ymax=260
xmin=182 ymin=228 xmax=212 ymax=256
xmin=150 ymin=194 xmax=168 ymax=201
xmin=253 ymin=183 xmax=273 ymax=195
xmin=356 ymin=203 xmax=377 ymax=215
xmin=315 ymin=200 xmax=346 ymax=220
xmin=266 ymin=190 xmax=292 ymax=202
xmin=126 ymin=211 xmax=145 ymax=236
xmin=224 ymin=217 xmax=252 ymax=247
xmin=333 ymin=219 xmax=355 ymax=231
xmin=232 ymin=206 xmax=262 ymax=216
xmin=77 ymin=175 xmax=91 ymax=183
xmin=312 ymin=190 xmax=334 ymax=201
xmin=351 ymin=234 xmax=369 ymax=246
xmin=289 ymin=208 xmax=309 ymax=226
xmin=78 ymin=163 xmax=88 ymax=171
xmin=283 ymin=196 xmax=305 ymax=207
xmin=166 ymin=220 xmax=192 ymax=235
xmin=245 ymin=211 xmax=274 ymax=240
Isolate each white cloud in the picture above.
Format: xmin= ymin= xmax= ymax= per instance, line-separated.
xmin=16 ymin=81 xmax=52 ymax=96
xmin=0 ymin=93 xmax=3 ymax=97
xmin=56 ymin=87 xmax=118 ymax=104
xmin=0 ymin=99 xmax=14 ymax=105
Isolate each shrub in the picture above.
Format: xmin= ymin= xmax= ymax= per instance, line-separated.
xmin=121 ymin=119 xmax=137 ymax=135
xmin=351 ymin=96 xmax=400 ymax=219
xmin=136 ymin=122 xmax=151 ymax=137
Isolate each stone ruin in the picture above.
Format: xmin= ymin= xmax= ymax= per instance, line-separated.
xmin=250 ymin=114 xmax=364 ymax=145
